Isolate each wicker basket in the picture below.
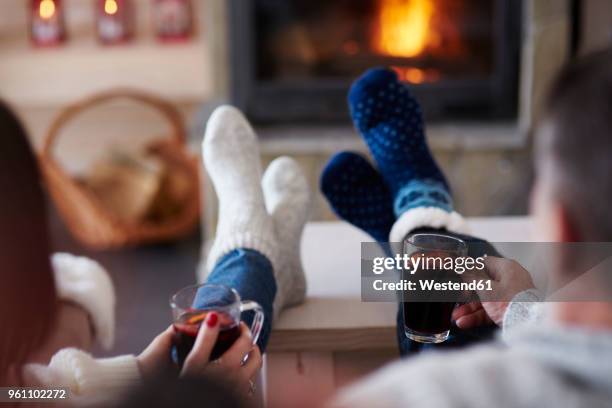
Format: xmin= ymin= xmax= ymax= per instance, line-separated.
xmin=39 ymin=89 xmax=201 ymax=250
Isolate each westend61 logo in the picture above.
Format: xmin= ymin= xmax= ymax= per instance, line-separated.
xmin=372 ymin=253 xmax=487 ymax=275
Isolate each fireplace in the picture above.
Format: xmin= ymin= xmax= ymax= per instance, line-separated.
xmin=229 ymin=0 xmax=521 ymax=124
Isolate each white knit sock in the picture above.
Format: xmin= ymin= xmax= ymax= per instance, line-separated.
xmin=203 ymin=106 xmax=278 ymax=273
xmin=262 ymin=157 xmax=311 ymax=320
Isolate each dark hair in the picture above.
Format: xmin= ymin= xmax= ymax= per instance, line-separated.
xmin=113 ymin=374 xmax=250 ymax=408
xmin=537 ymin=47 xmax=612 ymax=241
xmin=0 ymin=102 xmax=58 ymax=384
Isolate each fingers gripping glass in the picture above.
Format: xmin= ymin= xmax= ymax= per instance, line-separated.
xmin=170 ymin=284 xmax=264 ymax=367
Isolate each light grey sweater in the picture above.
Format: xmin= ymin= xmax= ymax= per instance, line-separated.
xmin=334 ymin=295 xmax=612 ymax=408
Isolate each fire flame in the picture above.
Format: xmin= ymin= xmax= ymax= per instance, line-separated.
xmin=104 ymin=0 xmax=119 ymax=15
xmin=373 ymin=0 xmax=434 ymax=58
xmin=39 ymin=0 xmax=56 ymax=19
xmin=392 ymin=66 xmax=440 ymax=84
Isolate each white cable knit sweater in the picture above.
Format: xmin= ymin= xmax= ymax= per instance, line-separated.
xmin=22 ymin=253 xmax=142 ymax=404
xmin=333 ymin=291 xmax=612 ymax=408
xmin=23 ymin=349 xmax=141 ymax=405
xmin=333 ymin=322 xmax=612 ymax=408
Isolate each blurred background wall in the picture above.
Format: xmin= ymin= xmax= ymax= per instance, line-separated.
xmin=0 ymin=0 xmax=610 ymax=238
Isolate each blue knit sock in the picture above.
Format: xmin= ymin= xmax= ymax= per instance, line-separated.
xmin=320 ymin=151 xmax=395 ymax=243
xmin=349 ymin=68 xmax=452 ymax=218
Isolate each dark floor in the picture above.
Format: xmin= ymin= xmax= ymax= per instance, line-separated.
xmin=48 ymin=202 xmax=202 ymax=357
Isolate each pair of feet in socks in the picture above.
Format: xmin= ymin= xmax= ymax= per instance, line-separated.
xmin=321 ymin=68 xmax=468 ymax=243
xmin=201 ymin=68 xmax=466 ymax=320
xmin=201 ymin=106 xmax=311 ymax=321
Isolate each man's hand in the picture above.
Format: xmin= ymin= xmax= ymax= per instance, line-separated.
xmin=453 ymin=301 xmax=508 ymax=329
xmin=454 ymin=257 xmax=535 ymax=328
xmin=452 ymin=301 xmax=495 ymax=329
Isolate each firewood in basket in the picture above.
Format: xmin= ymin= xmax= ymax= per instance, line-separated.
xmin=82 ymin=151 xmax=164 ymax=224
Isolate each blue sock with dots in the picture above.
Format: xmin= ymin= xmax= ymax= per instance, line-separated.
xmin=348 ymin=68 xmax=453 ymax=218
xmin=320 ymin=151 xmax=395 ymax=243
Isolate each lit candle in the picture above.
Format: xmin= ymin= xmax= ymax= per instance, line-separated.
xmin=30 ymin=0 xmax=66 ymax=47
xmin=96 ymin=0 xmax=134 ymax=45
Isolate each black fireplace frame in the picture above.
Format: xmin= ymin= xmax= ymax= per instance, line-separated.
xmin=229 ymin=0 xmax=522 ymax=124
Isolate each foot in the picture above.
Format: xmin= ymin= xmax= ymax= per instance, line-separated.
xmin=203 ymin=106 xmax=278 ymax=274
xmin=262 ymin=157 xmax=311 ymax=320
xmin=348 ymin=68 xmax=451 ymax=217
xmin=348 ymin=68 xmax=468 ymax=241
xmin=320 ymin=151 xmax=395 ymax=242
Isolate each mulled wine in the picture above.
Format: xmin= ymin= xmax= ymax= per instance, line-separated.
xmin=170 ymin=283 xmax=264 ymax=367
xmin=402 ymin=234 xmax=467 ymax=343
xmin=402 ymin=265 xmax=458 ymax=339
xmin=173 ymin=310 xmax=241 ymax=367
xmin=403 ymin=300 xmax=456 ymax=336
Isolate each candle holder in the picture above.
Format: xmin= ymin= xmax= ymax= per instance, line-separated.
xmin=153 ymin=0 xmax=193 ymax=42
xmin=96 ymin=0 xmax=134 ymax=45
xmin=30 ymin=0 xmax=66 ymax=47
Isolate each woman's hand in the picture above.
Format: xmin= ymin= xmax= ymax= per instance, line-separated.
xmin=181 ymin=316 xmax=262 ymax=397
xmin=137 ymin=325 xmax=176 ymax=379
xmin=137 ymin=313 xmax=262 ymax=396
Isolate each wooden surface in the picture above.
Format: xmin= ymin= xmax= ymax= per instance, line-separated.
xmin=267 ymin=327 xmax=399 ymax=352
xmin=268 ymin=217 xmax=533 ymax=352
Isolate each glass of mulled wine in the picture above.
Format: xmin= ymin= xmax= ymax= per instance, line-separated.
xmin=170 ymin=284 xmax=264 ymax=367
xmin=402 ymin=233 xmax=468 ymax=344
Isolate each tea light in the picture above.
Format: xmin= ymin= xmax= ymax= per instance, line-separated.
xmin=96 ymin=0 xmax=134 ymax=44
xmin=30 ymin=0 xmax=66 ymax=47
xmin=153 ymin=0 xmax=193 ymax=42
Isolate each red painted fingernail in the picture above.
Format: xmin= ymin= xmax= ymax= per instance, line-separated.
xmin=206 ymin=312 xmax=218 ymax=327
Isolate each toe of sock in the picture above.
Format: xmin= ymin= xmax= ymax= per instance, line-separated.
xmin=320 ymin=151 xmax=386 ymax=195
xmin=203 ymin=105 xmax=256 ymax=154
xmin=320 ymin=151 xmax=362 ymax=189
xmin=262 ymin=156 xmax=311 ymax=218
xmin=348 ymin=67 xmax=398 ymax=101
xmin=202 ymin=105 xmax=262 ymax=184
xmin=206 ymin=105 xmax=249 ymax=132
xmin=348 ymin=68 xmax=422 ymax=132
xmin=320 ymin=151 xmax=395 ymax=242
xmin=263 ymin=156 xmax=308 ymax=193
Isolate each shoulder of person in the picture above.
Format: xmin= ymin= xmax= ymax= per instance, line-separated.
xmin=332 ymin=343 xmax=553 ymax=408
